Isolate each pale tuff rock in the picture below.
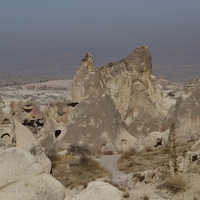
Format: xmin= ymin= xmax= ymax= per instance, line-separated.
xmin=38 ymin=117 xmax=67 ymax=153
xmin=71 ymin=53 xmax=105 ymax=102
xmin=168 ymin=79 xmax=200 ymax=144
xmin=63 ymin=47 xmax=171 ymax=153
xmin=60 ymin=95 xmax=137 ymax=153
xmin=0 ymin=147 xmax=66 ymax=200
xmin=100 ymin=46 xmax=170 ymax=137
xmin=0 ymin=97 xmax=12 ymax=125
xmin=10 ymin=97 xmax=44 ymax=134
xmin=0 ymin=97 xmax=15 ymax=149
xmin=14 ymin=119 xmax=51 ymax=173
xmin=45 ymin=99 xmax=74 ymax=124
xmin=71 ymin=181 xmax=123 ymax=200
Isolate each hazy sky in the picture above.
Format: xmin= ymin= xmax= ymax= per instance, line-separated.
xmin=1 ymin=0 xmax=200 ymax=80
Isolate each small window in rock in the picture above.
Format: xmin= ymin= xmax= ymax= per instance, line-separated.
xmin=67 ymin=102 xmax=78 ymax=107
xmin=55 ymin=130 xmax=61 ymax=138
xmin=154 ymin=139 xmax=162 ymax=147
xmin=192 ymin=155 xmax=198 ymax=162
xmin=1 ymin=133 xmax=11 ymax=143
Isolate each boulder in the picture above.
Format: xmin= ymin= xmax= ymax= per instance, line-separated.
xmin=71 ymin=181 xmax=123 ymax=200
xmin=0 ymin=147 xmax=66 ymax=200
xmin=14 ymin=119 xmax=51 ymax=173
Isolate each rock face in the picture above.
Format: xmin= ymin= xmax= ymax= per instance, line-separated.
xmin=59 ymin=52 xmax=141 ymax=153
xmin=61 ymin=95 xmax=136 ymax=153
xmin=0 ymin=147 xmax=66 ymax=200
xmin=71 ymin=53 xmax=105 ymax=102
xmin=45 ymin=99 xmax=74 ymax=124
xmin=0 ymin=98 xmax=15 ymax=148
xmin=14 ymin=119 xmax=51 ymax=173
xmin=59 ymin=46 xmax=170 ymax=153
xmin=167 ymin=79 xmax=200 ymax=143
xmin=100 ymin=46 xmax=170 ymax=137
xmin=71 ymin=181 xmax=123 ymax=200
xmin=10 ymin=98 xmax=44 ymax=134
xmin=38 ymin=117 xmax=67 ymax=154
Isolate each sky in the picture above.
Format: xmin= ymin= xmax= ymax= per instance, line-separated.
xmin=0 ymin=0 xmax=200 ymax=81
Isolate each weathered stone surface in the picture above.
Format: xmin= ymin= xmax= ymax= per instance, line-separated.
xmin=59 ymin=47 xmax=173 ymax=153
xmin=0 ymin=147 xmax=66 ymax=200
xmin=133 ymin=130 xmax=169 ymax=151
xmin=71 ymin=53 xmax=105 ymax=102
xmin=14 ymin=119 xmax=51 ymax=173
xmin=60 ymin=95 xmax=137 ymax=153
xmin=10 ymin=97 xmax=44 ymax=134
xmin=71 ymin=181 xmax=123 ymax=200
xmin=0 ymin=97 xmax=12 ymax=125
xmin=100 ymin=46 xmax=170 ymax=137
xmin=45 ymin=99 xmax=74 ymax=124
xmin=168 ymin=79 xmax=200 ymax=143
xmin=0 ymin=147 xmax=44 ymax=188
xmin=0 ymin=97 xmax=15 ymax=149
xmin=38 ymin=117 xmax=67 ymax=154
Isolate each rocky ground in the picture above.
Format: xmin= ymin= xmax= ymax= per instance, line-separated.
xmin=0 ymin=79 xmax=72 ymax=106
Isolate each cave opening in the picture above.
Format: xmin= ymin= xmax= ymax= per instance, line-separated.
xmin=55 ymin=130 xmax=61 ymax=138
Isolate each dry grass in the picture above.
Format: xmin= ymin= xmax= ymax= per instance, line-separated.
xmin=157 ymin=176 xmax=187 ymax=194
xmin=186 ymin=160 xmax=200 ymax=174
xmin=118 ymin=148 xmax=168 ymax=174
xmin=51 ymin=154 xmax=111 ymax=189
xmin=118 ymin=142 xmax=195 ymax=174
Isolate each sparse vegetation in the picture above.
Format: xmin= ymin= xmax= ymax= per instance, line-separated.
xmin=118 ymin=141 xmax=195 ymax=175
xmin=157 ymin=175 xmax=187 ymax=194
xmin=123 ymin=191 xmax=130 ymax=198
xmin=104 ymin=150 xmax=114 ymax=155
xmin=50 ymin=154 xmax=111 ymax=189
xmin=68 ymin=144 xmax=90 ymax=156
xmin=118 ymin=147 xmax=168 ymax=174
xmin=143 ymin=194 xmax=149 ymax=200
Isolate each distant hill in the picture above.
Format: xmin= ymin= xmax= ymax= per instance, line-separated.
xmin=1 ymin=43 xmax=200 ymax=83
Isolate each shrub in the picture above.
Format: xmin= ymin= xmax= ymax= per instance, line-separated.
xmin=68 ymin=144 xmax=90 ymax=155
xmin=104 ymin=150 xmax=114 ymax=155
xmin=123 ymin=191 xmax=130 ymax=198
xmin=145 ymin=146 xmax=154 ymax=152
xmin=143 ymin=194 xmax=149 ymax=200
xmin=157 ymin=176 xmax=187 ymax=194
xmin=50 ymin=154 xmax=111 ymax=189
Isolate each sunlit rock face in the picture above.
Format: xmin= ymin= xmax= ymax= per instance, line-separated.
xmin=59 ymin=52 xmax=138 ymax=153
xmin=59 ymin=46 xmax=171 ymax=153
xmin=100 ymin=46 xmax=170 ymax=137
xmin=71 ymin=53 xmax=105 ymax=102
xmin=167 ymin=79 xmax=200 ymax=143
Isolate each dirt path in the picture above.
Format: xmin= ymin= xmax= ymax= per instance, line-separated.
xmin=94 ymin=154 xmax=125 ymax=181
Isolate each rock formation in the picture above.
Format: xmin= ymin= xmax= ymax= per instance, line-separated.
xmin=71 ymin=53 xmax=105 ymax=102
xmin=55 ymin=46 xmax=171 ymax=153
xmin=10 ymin=97 xmax=44 ymax=134
xmin=100 ymin=46 xmax=171 ymax=137
xmin=166 ymin=79 xmax=200 ymax=144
